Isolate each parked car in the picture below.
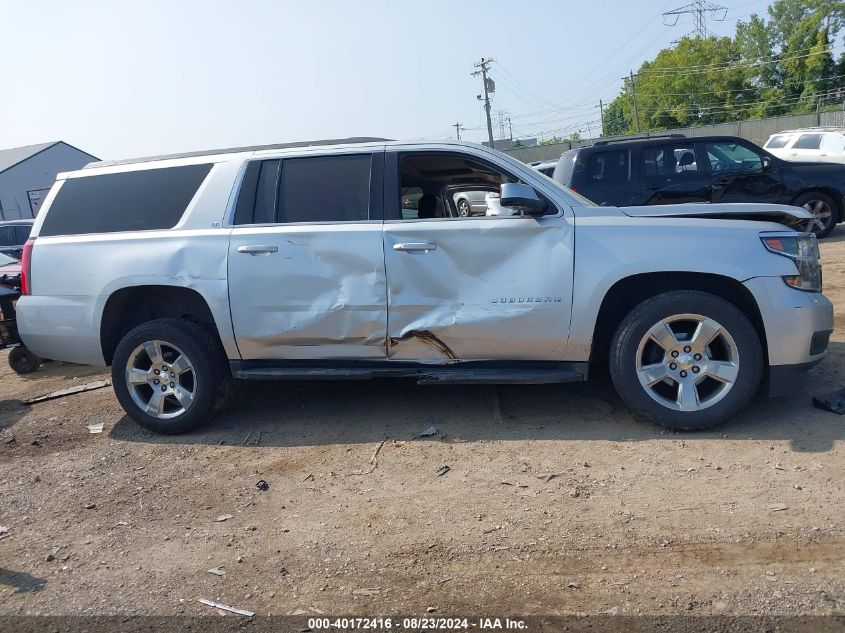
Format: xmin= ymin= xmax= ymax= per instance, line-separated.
xmin=552 ymin=134 xmax=845 ymax=237
xmin=764 ymin=128 xmax=845 ymax=165
xmin=17 ymin=138 xmax=830 ymax=435
xmin=530 ymin=160 xmax=557 ymax=177
xmin=0 ymin=220 xmax=34 ymax=259
xmin=449 ymin=185 xmax=490 ymax=217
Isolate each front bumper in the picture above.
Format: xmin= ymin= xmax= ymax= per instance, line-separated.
xmin=743 ymin=276 xmax=833 ymax=397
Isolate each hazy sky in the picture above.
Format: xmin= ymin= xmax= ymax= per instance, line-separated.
xmin=1 ymin=0 xmax=774 ymax=160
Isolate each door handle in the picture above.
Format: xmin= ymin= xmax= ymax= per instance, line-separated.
xmin=393 ymin=242 xmax=437 ymax=252
xmin=237 ymin=244 xmax=279 ymax=255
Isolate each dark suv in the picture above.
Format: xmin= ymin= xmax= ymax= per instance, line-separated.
xmin=552 ymin=134 xmax=845 ymax=237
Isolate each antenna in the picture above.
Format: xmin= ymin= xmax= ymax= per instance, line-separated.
xmin=662 ymin=0 xmax=727 ymax=39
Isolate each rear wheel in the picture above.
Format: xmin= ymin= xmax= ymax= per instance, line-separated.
xmin=794 ymin=191 xmax=837 ymax=238
xmin=111 ymin=318 xmax=229 ymax=434
xmin=457 ymin=199 xmax=471 ymax=217
xmin=609 ymin=291 xmax=762 ymax=431
xmin=9 ymin=346 xmax=41 ymax=374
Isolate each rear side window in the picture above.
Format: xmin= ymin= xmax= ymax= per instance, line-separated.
xmin=279 ymin=155 xmax=371 ymax=223
xmin=765 ymin=134 xmax=791 ymax=149
xmin=793 ymin=134 xmax=822 ymax=150
xmin=234 ymin=154 xmax=374 ymax=225
xmin=588 ymin=150 xmax=629 ymax=182
xmin=40 ymin=164 xmax=212 ymax=237
xmin=644 ymin=144 xmax=699 ymax=176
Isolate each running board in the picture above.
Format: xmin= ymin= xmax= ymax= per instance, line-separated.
xmin=232 ymin=362 xmax=588 ymax=384
xmin=416 ymin=369 xmax=584 ymax=385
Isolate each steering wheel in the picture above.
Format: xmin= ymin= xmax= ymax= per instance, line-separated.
xmin=711 ymin=159 xmax=723 ymax=172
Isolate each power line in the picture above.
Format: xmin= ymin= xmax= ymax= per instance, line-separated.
xmin=662 ymin=0 xmax=727 ymax=39
xmin=638 ymin=46 xmax=835 ymax=75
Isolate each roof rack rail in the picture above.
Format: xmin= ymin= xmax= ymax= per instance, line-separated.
xmin=85 ymin=137 xmax=393 ymax=169
xmin=593 ymin=133 xmax=686 ymax=146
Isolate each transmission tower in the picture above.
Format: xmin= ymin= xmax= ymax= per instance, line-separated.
xmin=662 ymin=0 xmax=727 ymax=39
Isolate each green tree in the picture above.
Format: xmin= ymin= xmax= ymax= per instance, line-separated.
xmin=603 ymin=0 xmax=845 ymax=135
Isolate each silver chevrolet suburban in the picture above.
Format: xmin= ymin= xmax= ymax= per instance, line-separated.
xmin=17 ymin=138 xmax=833 ymax=434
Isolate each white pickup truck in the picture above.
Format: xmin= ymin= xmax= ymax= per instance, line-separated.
xmin=17 ymin=138 xmax=833 ymax=434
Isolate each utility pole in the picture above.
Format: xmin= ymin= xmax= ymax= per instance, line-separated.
xmin=472 ymin=57 xmax=495 ymax=148
xmin=453 ymin=122 xmax=464 ymax=140
xmin=597 ymin=99 xmax=605 ymax=136
xmin=507 ymin=116 xmax=513 ymax=140
xmin=625 ymin=70 xmax=641 ymax=133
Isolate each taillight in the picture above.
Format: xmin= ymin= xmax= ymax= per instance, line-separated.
xmin=21 ymin=238 xmax=34 ymax=295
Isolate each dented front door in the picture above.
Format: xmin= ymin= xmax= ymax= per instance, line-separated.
xmin=383 ymin=215 xmax=574 ymax=362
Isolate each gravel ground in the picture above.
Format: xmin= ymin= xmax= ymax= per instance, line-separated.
xmin=1 ymin=235 xmax=844 ymax=626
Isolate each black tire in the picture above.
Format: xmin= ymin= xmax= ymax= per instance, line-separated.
xmin=794 ymin=191 xmax=838 ymax=238
xmin=111 ymin=318 xmax=229 ymax=434
xmin=609 ymin=290 xmax=763 ymax=431
xmin=9 ymin=346 xmax=42 ymax=374
xmin=457 ymin=199 xmax=471 ymax=217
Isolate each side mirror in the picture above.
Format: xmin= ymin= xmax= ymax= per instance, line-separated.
xmin=762 ymin=155 xmax=772 ymax=170
xmin=500 ymin=183 xmax=547 ymax=216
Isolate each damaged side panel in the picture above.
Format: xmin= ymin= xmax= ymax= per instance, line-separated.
xmin=228 ymin=223 xmax=388 ymax=359
xmin=383 ymin=216 xmax=574 ymax=363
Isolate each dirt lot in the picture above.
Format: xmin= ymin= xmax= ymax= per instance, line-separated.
xmin=2 ymin=239 xmax=845 ymax=626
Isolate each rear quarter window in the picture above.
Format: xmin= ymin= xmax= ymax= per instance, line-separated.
xmin=793 ymin=134 xmax=822 ymax=150
xmin=39 ymin=164 xmax=212 ymax=237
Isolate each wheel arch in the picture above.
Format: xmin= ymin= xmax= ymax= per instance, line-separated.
xmin=100 ymin=285 xmax=223 ymax=366
xmin=792 ymin=187 xmax=844 ymax=221
xmin=590 ymin=272 xmax=767 ymax=368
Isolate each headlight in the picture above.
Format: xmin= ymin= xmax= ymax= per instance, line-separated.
xmin=760 ymin=232 xmax=822 ymax=292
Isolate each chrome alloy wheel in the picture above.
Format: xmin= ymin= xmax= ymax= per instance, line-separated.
xmin=125 ymin=340 xmax=196 ymax=419
xmin=635 ymin=313 xmax=739 ymax=412
xmin=803 ymin=198 xmax=833 ymax=233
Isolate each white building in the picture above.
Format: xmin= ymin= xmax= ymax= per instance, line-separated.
xmin=0 ymin=141 xmax=98 ymax=220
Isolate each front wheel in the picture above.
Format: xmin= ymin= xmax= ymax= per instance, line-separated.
xmin=111 ymin=318 xmax=229 ymax=434
xmin=457 ymin=199 xmax=471 ymax=217
xmin=609 ymin=290 xmax=763 ymax=431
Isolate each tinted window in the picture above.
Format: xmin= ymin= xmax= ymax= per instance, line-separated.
xmin=13 ymin=225 xmax=31 ymax=244
xmin=793 ymin=134 xmax=822 ymax=150
xmin=0 ymin=227 xmax=13 ymax=247
xmin=765 ymin=134 xmax=791 ymax=149
xmin=40 ymin=164 xmax=212 ymax=237
xmin=278 ymin=155 xmax=371 ymax=223
xmin=588 ymin=150 xmax=629 ymax=182
xmin=253 ymin=160 xmax=280 ymax=224
xmin=643 ymin=144 xmax=698 ymax=176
